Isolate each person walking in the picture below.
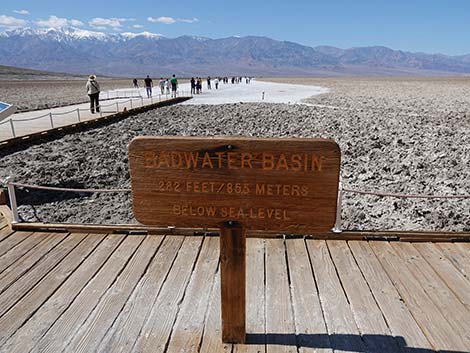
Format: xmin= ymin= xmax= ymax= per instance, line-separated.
xmin=144 ymin=75 xmax=153 ymax=98
xmin=165 ymin=79 xmax=170 ymax=95
xmin=170 ymin=74 xmax=178 ymax=98
xmin=214 ymin=77 xmax=219 ymax=89
xmin=198 ymin=77 xmax=203 ymax=93
xmin=190 ymin=77 xmax=196 ymax=95
xmin=133 ymin=78 xmax=139 ymax=88
xmin=159 ymin=78 xmax=165 ymax=94
xmin=207 ymin=76 xmax=211 ymax=90
xmin=86 ymin=75 xmax=100 ymax=114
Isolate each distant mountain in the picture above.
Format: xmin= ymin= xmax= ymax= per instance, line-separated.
xmin=0 ymin=27 xmax=469 ymax=77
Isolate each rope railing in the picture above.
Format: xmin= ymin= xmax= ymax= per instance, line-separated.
xmin=342 ymin=187 xmax=470 ymax=199
xmin=1 ymin=91 xmax=191 ymax=139
xmin=11 ymin=113 xmax=51 ymax=122
xmin=1 ymin=177 xmax=468 ymax=228
xmin=48 ymin=109 xmax=77 ymax=116
xmin=5 ymin=180 xmax=130 ymax=193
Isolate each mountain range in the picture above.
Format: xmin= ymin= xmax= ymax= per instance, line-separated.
xmin=1 ymin=27 xmax=470 ymax=77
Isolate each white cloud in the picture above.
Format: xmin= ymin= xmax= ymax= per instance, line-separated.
xmin=147 ymin=16 xmax=199 ymax=25
xmin=178 ymin=17 xmax=198 ymax=23
xmin=13 ymin=9 xmax=30 ymax=15
xmin=70 ymin=19 xmax=84 ymax=27
xmin=36 ymin=15 xmax=68 ymax=28
xmin=0 ymin=15 xmax=27 ymax=27
xmin=89 ymin=17 xmax=128 ymax=29
xmin=132 ymin=24 xmax=144 ymax=29
xmin=36 ymin=15 xmax=83 ymax=28
xmin=148 ymin=16 xmax=176 ymax=24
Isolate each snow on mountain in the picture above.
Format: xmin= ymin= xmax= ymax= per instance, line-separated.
xmin=0 ymin=27 xmax=166 ymax=42
xmin=120 ymin=31 xmax=164 ymax=40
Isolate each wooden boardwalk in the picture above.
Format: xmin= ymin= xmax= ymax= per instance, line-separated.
xmin=0 ymin=217 xmax=469 ymax=352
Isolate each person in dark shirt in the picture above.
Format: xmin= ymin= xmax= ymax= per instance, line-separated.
xmin=190 ymin=77 xmax=196 ymax=95
xmin=170 ymin=75 xmax=178 ymax=98
xmin=207 ymin=76 xmax=211 ymax=90
xmin=133 ymin=78 xmax=138 ymax=88
xmin=144 ymin=75 xmax=153 ymax=98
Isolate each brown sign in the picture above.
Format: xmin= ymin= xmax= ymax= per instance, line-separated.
xmin=129 ymin=136 xmax=341 ymax=233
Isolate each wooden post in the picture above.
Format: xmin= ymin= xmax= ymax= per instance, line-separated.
xmin=220 ymin=220 xmax=246 ymax=343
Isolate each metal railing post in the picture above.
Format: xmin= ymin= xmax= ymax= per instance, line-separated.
xmin=9 ymin=119 xmax=16 ymax=138
xmin=6 ymin=177 xmax=20 ymax=223
xmin=141 ymin=97 xmax=144 ymax=106
xmin=49 ymin=112 xmax=54 ymax=128
xmin=130 ymin=99 xmax=133 ymax=109
xmin=332 ymin=184 xmax=343 ymax=233
xmin=116 ymin=101 xmax=119 ymax=112
xmin=77 ymin=108 xmax=81 ymax=122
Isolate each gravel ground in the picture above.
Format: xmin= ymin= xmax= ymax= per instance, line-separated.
xmin=0 ymin=77 xmax=469 ymax=231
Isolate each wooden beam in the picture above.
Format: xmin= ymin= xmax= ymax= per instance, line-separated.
xmin=220 ymin=221 xmax=246 ymax=343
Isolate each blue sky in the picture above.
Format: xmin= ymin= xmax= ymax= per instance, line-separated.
xmin=1 ymin=0 xmax=469 ymax=55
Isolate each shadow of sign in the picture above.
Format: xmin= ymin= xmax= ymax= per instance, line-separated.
xmin=246 ymin=333 xmax=468 ymax=353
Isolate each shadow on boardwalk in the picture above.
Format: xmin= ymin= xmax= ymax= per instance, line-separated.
xmin=247 ymin=333 xmax=469 ymax=353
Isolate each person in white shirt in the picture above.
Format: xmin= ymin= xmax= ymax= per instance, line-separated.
xmin=85 ymin=75 xmax=100 ymax=113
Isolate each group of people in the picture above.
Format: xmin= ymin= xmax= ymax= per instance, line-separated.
xmin=189 ymin=76 xmax=252 ymax=95
xmin=86 ymin=74 xmax=180 ymax=114
xmin=133 ymin=75 xmax=179 ymax=98
xmin=190 ymin=77 xmax=217 ymax=94
xmin=86 ymin=73 xmax=252 ymax=114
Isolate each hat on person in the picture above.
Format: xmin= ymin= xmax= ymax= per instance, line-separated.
xmin=89 ymin=75 xmax=96 ymax=79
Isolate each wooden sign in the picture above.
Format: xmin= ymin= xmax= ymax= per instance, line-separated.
xmin=129 ymin=136 xmax=341 ymax=233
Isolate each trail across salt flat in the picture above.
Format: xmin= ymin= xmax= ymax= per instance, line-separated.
xmin=179 ymin=80 xmax=329 ymax=105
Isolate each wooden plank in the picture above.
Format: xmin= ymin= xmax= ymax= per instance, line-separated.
xmin=64 ymin=235 xmax=163 ymax=353
xmin=437 ymin=242 xmax=470 ymax=277
xmin=1 ymin=233 xmax=124 ymax=353
xmin=0 ymin=232 xmax=67 ymax=294
xmin=132 ymin=236 xmax=204 ymax=353
xmin=391 ymin=242 xmax=470 ymax=346
xmin=234 ymin=238 xmax=266 ymax=353
xmin=97 ymin=236 xmax=184 ymax=353
xmin=285 ymin=239 xmax=332 ymax=353
xmin=165 ymin=237 xmax=220 ymax=353
xmin=30 ymin=234 xmax=143 ymax=353
xmin=129 ymin=137 xmax=340 ymax=233
xmin=0 ymin=231 xmax=32 ymax=257
xmin=413 ymin=242 xmax=470 ymax=308
xmin=220 ymin=222 xmax=246 ymax=343
xmin=0 ymin=232 xmax=84 ymax=317
xmin=348 ymin=241 xmax=433 ymax=352
xmin=327 ymin=240 xmax=401 ymax=353
xmin=265 ymin=239 xmax=296 ymax=353
xmin=0 ymin=205 xmax=13 ymax=226
xmin=306 ymin=240 xmax=365 ymax=353
xmin=199 ymin=270 xmax=233 ymax=353
xmin=369 ymin=241 xmax=468 ymax=351
xmin=0 ymin=232 xmax=50 ymax=274
xmin=0 ymin=226 xmax=13 ymax=244
xmin=0 ymin=233 xmax=104 ymax=345
xmin=11 ymin=221 xmax=470 ymax=242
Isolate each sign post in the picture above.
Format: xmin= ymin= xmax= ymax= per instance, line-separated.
xmin=219 ymin=220 xmax=246 ymax=343
xmin=129 ymin=136 xmax=341 ymax=344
